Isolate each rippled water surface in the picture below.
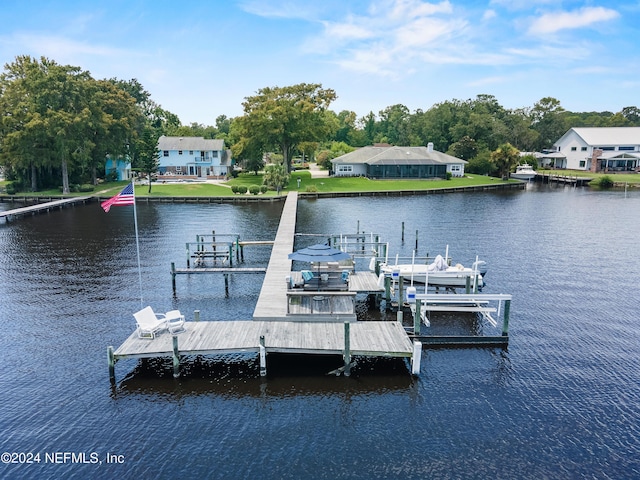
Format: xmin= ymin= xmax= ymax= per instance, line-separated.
xmin=1 ymin=185 xmax=639 ymax=479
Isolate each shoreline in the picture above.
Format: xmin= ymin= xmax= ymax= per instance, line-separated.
xmin=0 ymin=182 xmax=525 ymax=205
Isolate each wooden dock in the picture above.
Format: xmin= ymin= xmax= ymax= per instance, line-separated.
xmin=0 ymin=196 xmax=93 ymax=222
xmin=109 ymin=319 xmax=416 ymax=379
xmin=253 ymin=191 xmax=298 ymax=321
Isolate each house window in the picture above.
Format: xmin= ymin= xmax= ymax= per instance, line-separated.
xmin=579 ymin=161 xmax=586 ymax=168
xmin=337 ymin=165 xmax=353 ymax=173
xmin=189 ymin=150 xmax=193 ymax=155
xmin=451 ymin=165 xmax=460 ymax=171
xmin=176 ymin=166 xmax=181 ymax=172
xmin=581 ymin=147 xmax=587 ymax=151
xmin=600 ymin=146 xmax=615 ymax=151
xmin=619 ymin=146 xmax=634 ymax=151
xmin=212 ymin=151 xmax=218 ymax=158
xmin=571 ymin=147 xmax=577 ymax=151
xmin=178 ymin=150 xmax=183 ymax=155
xmin=163 ymin=150 xmax=169 ymax=157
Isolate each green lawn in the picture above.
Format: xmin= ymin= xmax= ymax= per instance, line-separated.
xmin=537 ymin=169 xmax=640 ymax=184
xmin=5 ymin=167 xmax=638 ymax=198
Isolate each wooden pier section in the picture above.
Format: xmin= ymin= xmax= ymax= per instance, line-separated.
xmin=0 ymin=196 xmax=93 ymax=222
xmin=112 ymin=320 xmax=413 ymax=361
xmin=253 ymin=191 xmax=299 ymax=321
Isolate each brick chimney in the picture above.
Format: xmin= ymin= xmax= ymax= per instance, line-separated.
xmin=591 ymin=149 xmax=602 ymax=172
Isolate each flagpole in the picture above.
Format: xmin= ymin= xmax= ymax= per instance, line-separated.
xmin=131 ymin=178 xmax=144 ymax=309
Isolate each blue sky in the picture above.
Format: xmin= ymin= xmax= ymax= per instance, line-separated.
xmin=1 ymin=0 xmax=638 ymax=125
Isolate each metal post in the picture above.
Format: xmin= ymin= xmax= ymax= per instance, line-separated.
xmin=415 ymin=230 xmax=418 ymax=250
xmin=401 ymin=222 xmax=405 ymax=242
xmin=186 ymin=243 xmax=190 ymax=268
xmin=172 ymin=336 xmax=180 ymax=378
xmin=502 ymin=300 xmax=511 ymax=336
xmin=171 ymin=262 xmax=176 ymax=292
xmin=344 ymin=321 xmax=351 ymax=377
xmin=259 ymin=335 xmax=267 ymax=376
xmin=224 ymin=274 xmax=229 ymax=297
xmin=107 ymin=346 xmax=115 ymax=382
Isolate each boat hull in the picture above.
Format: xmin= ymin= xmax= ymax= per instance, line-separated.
xmin=379 ymin=265 xmax=484 ymax=288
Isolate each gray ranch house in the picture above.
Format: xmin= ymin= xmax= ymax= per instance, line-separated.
xmin=157 ymin=136 xmax=232 ymax=178
xmin=331 ymin=143 xmax=467 ymax=179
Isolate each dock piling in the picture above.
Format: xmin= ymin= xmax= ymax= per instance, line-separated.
xmin=411 ymin=340 xmax=422 ymax=375
xmin=259 ymin=335 xmax=267 ymax=376
xmin=343 ymin=321 xmax=351 ymax=377
xmin=502 ymin=300 xmax=511 ymax=336
xmin=172 ymin=336 xmax=180 ymax=378
xmin=414 ymin=299 xmax=421 ymax=335
xmin=107 ymin=346 xmax=115 ymax=382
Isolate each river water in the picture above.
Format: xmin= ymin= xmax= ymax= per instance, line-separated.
xmin=1 ymin=184 xmax=639 ymax=479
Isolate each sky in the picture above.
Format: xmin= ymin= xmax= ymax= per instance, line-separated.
xmin=1 ymin=0 xmax=638 ymax=126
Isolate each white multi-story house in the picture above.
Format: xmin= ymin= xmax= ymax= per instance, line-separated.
xmin=157 ymin=136 xmax=232 ymax=178
xmin=552 ymin=127 xmax=640 ymax=172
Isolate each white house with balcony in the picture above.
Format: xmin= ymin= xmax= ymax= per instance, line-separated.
xmin=552 ymin=127 xmax=640 ymax=172
xmin=157 ymin=136 xmax=232 ymax=178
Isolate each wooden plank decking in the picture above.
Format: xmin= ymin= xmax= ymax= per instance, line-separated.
xmin=113 ymin=320 xmax=413 ymax=359
xmin=253 ymin=191 xmax=298 ymax=321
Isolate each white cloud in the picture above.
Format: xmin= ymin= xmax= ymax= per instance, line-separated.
xmin=4 ymin=33 xmax=127 ymax=60
xmin=528 ymin=7 xmax=620 ymax=35
xmin=482 ymin=9 xmax=497 ymax=21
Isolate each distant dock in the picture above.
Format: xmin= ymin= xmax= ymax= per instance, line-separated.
xmin=0 ymin=196 xmax=93 ymax=222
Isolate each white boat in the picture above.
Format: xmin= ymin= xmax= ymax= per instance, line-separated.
xmin=511 ymin=164 xmax=537 ymax=181
xmin=370 ymin=255 xmax=485 ymax=288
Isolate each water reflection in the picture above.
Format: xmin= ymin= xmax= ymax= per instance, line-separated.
xmin=114 ymin=354 xmax=413 ymax=399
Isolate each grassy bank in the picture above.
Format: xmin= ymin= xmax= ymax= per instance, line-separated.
xmin=538 ymin=169 xmax=640 ymax=185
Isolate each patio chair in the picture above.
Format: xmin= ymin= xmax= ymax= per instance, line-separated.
xmin=165 ymin=309 xmax=186 ymax=334
xmin=133 ymin=306 xmax=168 ymax=339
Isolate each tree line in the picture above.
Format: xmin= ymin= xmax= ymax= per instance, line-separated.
xmin=1 ymin=55 xmax=638 ymax=192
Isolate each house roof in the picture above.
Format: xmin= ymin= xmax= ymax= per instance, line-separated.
xmin=158 ymin=136 xmax=224 ymax=151
xmin=331 ymin=146 xmax=467 ymax=166
xmin=557 ymin=127 xmax=640 ymax=147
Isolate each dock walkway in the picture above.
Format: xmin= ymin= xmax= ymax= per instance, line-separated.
xmin=112 ymin=320 xmax=413 ymax=359
xmin=253 ymin=191 xmax=298 ymax=321
xmin=0 ymin=196 xmax=92 ymax=222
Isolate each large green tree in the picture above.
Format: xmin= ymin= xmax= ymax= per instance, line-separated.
xmin=0 ymin=56 xmax=142 ymax=192
xmin=235 ymin=83 xmax=337 ymax=172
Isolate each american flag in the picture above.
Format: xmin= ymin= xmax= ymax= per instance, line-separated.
xmin=101 ymin=183 xmax=135 ymax=212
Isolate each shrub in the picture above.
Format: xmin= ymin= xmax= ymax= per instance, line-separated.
xmin=594 ymin=175 xmax=614 ymax=189
xmin=5 ymin=182 xmax=18 ymax=195
xmin=237 ymin=185 xmax=248 ymax=194
xmin=249 ymin=185 xmax=260 ymax=195
xmin=305 ymin=184 xmax=318 ymax=192
xmin=260 ymin=185 xmax=268 ymax=193
xmin=445 ymin=172 xmax=452 ymax=180
xmin=231 ymin=185 xmax=239 ymax=194
xmin=79 ymin=184 xmax=95 ymax=192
